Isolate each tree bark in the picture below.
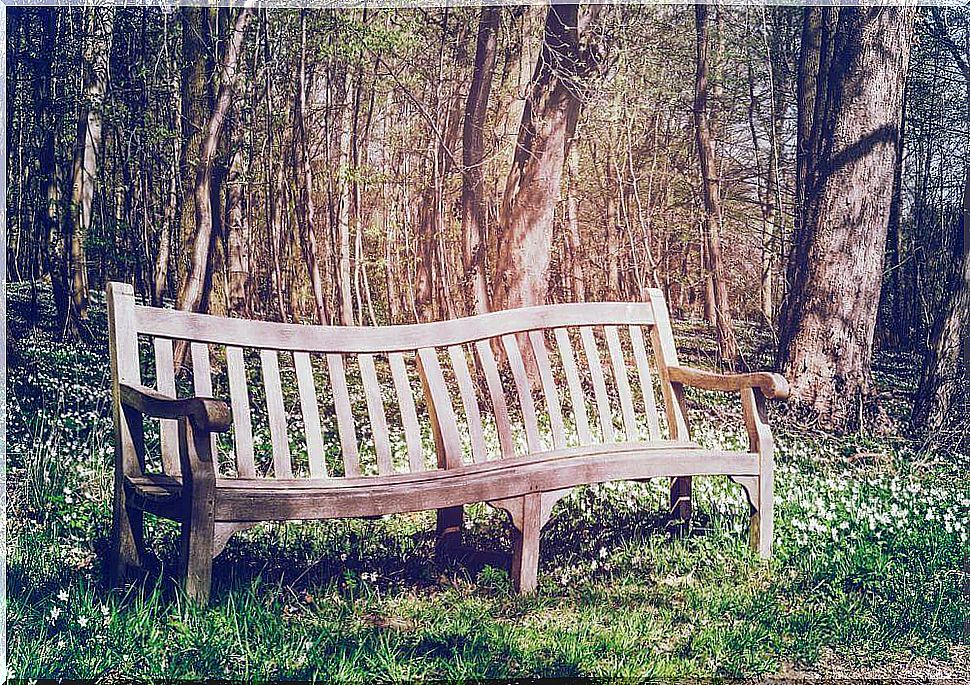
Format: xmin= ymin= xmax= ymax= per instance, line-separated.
xmin=782 ymin=7 xmax=916 ymax=429
xmin=460 ymin=6 xmax=500 ymax=317
xmin=336 ymin=71 xmax=355 ymax=326
xmin=176 ymin=5 xmax=252 ymax=316
xmin=693 ymin=3 xmax=739 ymax=366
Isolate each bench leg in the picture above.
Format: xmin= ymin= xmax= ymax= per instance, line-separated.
xmin=435 ymin=505 xmax=464 ymax=553
xmin=109 ymin=480 xmax=145 ymax=589
xmin=669 ymin=476 xmax=692 ymax=523
xmin=749 ymin=473 xmax=773 ymax=559
xmin=180 ymin=501 xmax=215 ymax=604
xmin=510 ymin=494 xmax=542 ymax=594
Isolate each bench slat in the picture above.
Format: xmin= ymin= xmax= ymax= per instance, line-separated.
xmin=260 ymin=349 xmax=292 ymax=479
xmin=648 ymin=290 xmax=690 ymax=440
xmin=327 ymin=353 xmax=360 ymax=477
xmin=294 ymin=351 xmax=327 ymax=478
xmin=226 ymin=345 xmax=256 ymax=478
xmin=389 ymin=352 xmax=425 ymax=472
xmin=553 ymin=328 xmax=592 ymax=445
xmin=475 ymin=340 xmax=516 ymax=459
xmin=358 ymin=353 xmax=393 ymax=476
xmin=417 ymin=348 xmax=463 ymax=469
xmin=153 ymin=337 xmax=179 ymax=475
xmin=605 ymin=326 xmax=638 ymax=441
xmin=529 ymin=330 xmax=566 ymax=450
xmin=579 ymin=327 xmax=614 ymax=442
xmin=190 ymin=342 xmax=219 ymax=467
xmin=502 ymin=334 xmax=541 ymax=453
xmin=448 ymin=345 xmax=487 ymax=463
xmin=629 ymin=325 xmax=661 ymax=440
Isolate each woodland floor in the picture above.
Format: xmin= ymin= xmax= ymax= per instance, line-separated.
xmin=6 ymin=283 xmax=970 ymax=680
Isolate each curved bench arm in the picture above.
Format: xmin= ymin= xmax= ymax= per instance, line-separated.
xmin=667 ymin=366 xmax=790 ymax=401
xmin=120 ymin=383 xmax=232 ymax=433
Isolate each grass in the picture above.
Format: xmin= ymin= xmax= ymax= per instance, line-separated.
xmin=6 ymin=283 xmax=970 ymax=680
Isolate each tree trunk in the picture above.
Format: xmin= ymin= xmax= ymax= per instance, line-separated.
xmin=693 ymin=3 xmax=739 ymax=366
xmin=782 ymin=7 xmax=916 ymax=429
xmin=226 ymin=110 xmax=250 ymax=317
xmin=460 ymin=6 xmax=500 ymax=317
xmin=62 ymin=6 xmax=115 ymax=337
xmin=176 ymin=5 xmax=252 ymax=316
xmin=492 ymin=3 xmax=600 ymax=312
xmin=336 ymin=71 xmax=355 ymax=326
xmin=565 ymin=133 xmax=586 ymax=302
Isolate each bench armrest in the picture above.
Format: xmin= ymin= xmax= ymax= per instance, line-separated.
xmin=667 ymin=366 xmax=790 ymax=401
xmin=120 ymin=382 xmax=232 ymax=433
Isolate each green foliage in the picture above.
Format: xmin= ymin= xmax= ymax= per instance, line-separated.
xmin=6 ymin=284 xmax=969 ymax=680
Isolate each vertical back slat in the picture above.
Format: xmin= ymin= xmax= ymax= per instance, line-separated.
xmin=327 ymin=353 xmax=360 ymax=477
xmin=389 ymin=352 xmax=425 ymax=472
xmin=528 ymin=330 xmax=566 ymax=450
xmin=554 ymin=328 xmax=592 ymax=445
xmin=226 ymin=345 xmax=256 ymax=478
xmin=501 ymin=334 xmax=541 ymax=453
xmin=153 ymin=337 xmax=179 ymax=475
xmin=629 ymin=324 xmax=661 ymax=440
xmin=648 ymin=289 xmax=690 ymax=440
xmin=358 ymin=353 xmax=393 ymax=475
xmin=294 ymin=351 xmax=327 ymax=478
xmin=605 ymin=326 xmax=638 ymax=441
xmin=448 ymin=345 xmax=488 ymax=463
xmin=579 ymin=327 xmax=615 ymax=442
xmin=190 ymin=342 xmax=219 ymax=465
xmin=417 ymin=347 xmax=463 ymax=469
xmin=260 ymin=349 xmax=292 ymax=479
xmin=475 ymin=339 xmax=516 ymax=459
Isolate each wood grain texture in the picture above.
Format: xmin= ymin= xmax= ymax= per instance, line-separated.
xmin=388 ymin=352 xmax=424 ymax=472
xmin=327 ymin=353 xmax=360 ymax=477
xmin=604 ymin=325 xmax=638 ymax=441
xmin=358 ymin=353 xmax=393 ymax=475
xmin=260 ymin=349 xmax=292 ymax=479
xmin=554 ymin=328 xmax=592 ymax=445
xmin=153 ymin=336 xmax=179 ymax=475
xmin=579 ymin=326 xmax=614 ymax=442
xmin=190 ymin=342 xmax=219 ymax=465
xmin=417 ymin=348 xmax=463 ymax=469
xmin=294 ymin=351 xmax=327 ymax=477
xmin=475 ymin=339 xmax=516 ymax=458
xmin=529 ymin=330 xmax=566 ymax=449
xmin=629 ymin=325 xmax=661 ymax=439
xmin=225 ymin=345 xmax=256 ymax=478
xmin=448 ymin=345 xmax=487 ymax=462
xmin=668 ymin=366 xmax=790 ymax=400
xmin=502 ymin=334 xmax=541 ymax=453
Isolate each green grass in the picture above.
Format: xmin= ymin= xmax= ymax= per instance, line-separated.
xmin=6 ymin=283 xmax=970 ymax=680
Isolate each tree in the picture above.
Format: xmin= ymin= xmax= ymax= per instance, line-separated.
xmin=693 ymin=3 xmax=739 ymax=366
xmin=491 ymin=3 xmax=602 ymax=312
xmin=781 ymin=7 xmax=916 ymax=428
xmin=177 ymin=5 xmax=252 ymax=317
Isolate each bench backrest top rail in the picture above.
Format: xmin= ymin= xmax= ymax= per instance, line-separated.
xmin=132 ymin=300 xmax=658 ymax=353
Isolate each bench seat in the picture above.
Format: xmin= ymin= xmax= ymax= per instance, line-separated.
xmin=126 ymin=440 xmax=759 ymax=522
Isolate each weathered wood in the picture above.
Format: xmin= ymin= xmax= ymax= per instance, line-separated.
xmin=134 ymin=301 xmax=657 ymax=353
xmin=260 ymin=349 xmax=292 ymax=479
xmin=629 ymin=325 xmax=661 ymax=439
xmin=226 ymin=345 xmax=256 ymax=478
xmin=120 ymin=383 xmax=231 ymax=433
xmin=510 ymin=493 xmax=541 ymax=594
xmin=190 ymin=342 xmax=219 ymax=465
xmin=388 ymin=352 xmax=424 ymax=472
xmin=153 ymin=337 xmax=179 ymax=475
xmin=293 ymin=352 xmax=326 ymax=478
xmin=580 ymin=326 xmax=615 ymax=442
xmin=668 ymin=365 xmax=790 ymax=400
xmin=358 ymin=353 xmax=393 ymax=475
xmin=604 ymin=325 xmax=638 ymax=441
xmin=448 ymin=345 xmax=487 ymax=462
xmin=475 ymin=339 xmax=516 ymax=458
xmin=529 ymin=330 xmax=566 ymax=449
xmin=178 ymin=415 xmax=216 ymax=604
xmin=417 ymin=348 xmax=463 ymax=469
xmin=327 ymin=353 xmax=360 ymax=477
xmin=740 ymin=386 xmax=774 ymax=558
xmin=554 ymin=327 xmax=592 ymax=445
xmin=502 ymin=334 xmax=541 ymax=453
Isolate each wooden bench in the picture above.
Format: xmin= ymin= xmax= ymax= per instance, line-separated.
xmin=106 ymin=282 xmax=789 ymax=603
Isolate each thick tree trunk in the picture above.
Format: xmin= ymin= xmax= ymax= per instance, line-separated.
xmin=177 ymin=5 xmax=252 ymax=316
xmin=782 ymin=7 xmax=916 ymax=428
xmin=460 ymin=6 xmax=500 ymax=317
xmin=492 ymin=3 xmax=599 ymax=312
xmin=62 ymin=6 xmax=115 ymax=337
xmin=693 ymin=3 xmax=739 ymax=366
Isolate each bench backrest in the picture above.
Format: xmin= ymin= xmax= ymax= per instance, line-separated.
xmin=108 ymin=282 xmax=690 ymax=481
